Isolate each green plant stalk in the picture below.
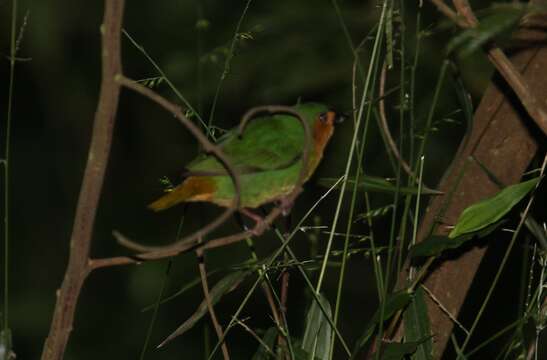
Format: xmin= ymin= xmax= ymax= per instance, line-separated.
xmin=408 ymin=10 xmax=420 ymax=171
xmin=242 ymin=233 xmax=293 ymax=358
xmin=261 ymin=269 xmax=296 ymax=360
xmin=3 ymin=0 xmax=18 ymax=334
xmin=207 ymin=178 xmax=351 ymax=359
xmin=465 ymin=318 xmax=525 ymax=358
xmin=331 ymin=0 xmax=365 ymax=81
xmin=395 ymin=2 xmax=421 ymax=282
xmin=208 ymin=0 xmax=253 ymax=130
xmin=315 ymin=0 xmax=389 ymax=295
xmin=415 ymin=60 xmax=449 ymax=170
xmin=363 ymin=193 xmax=383 ymax=298
xmin=139 ymin=260 xmax=172 ymax=360
xmin=395 ymin=0 xmax=407 ymax=276
xmin=122 ymin=30 xmax=211 ymax=137
xmin=329 ymin=35 xmax=385 ymax=359
xmin=195 ymin=0 xmax=205 ymax=116
xmin=410 ymin=157 xmax=425 ymax=268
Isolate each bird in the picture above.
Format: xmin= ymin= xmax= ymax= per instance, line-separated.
xmin=148 ymin=102 xmax=341 ymax=213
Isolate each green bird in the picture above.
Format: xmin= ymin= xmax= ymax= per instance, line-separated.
xmin=149 ymin=103 xmax=340 ymax=212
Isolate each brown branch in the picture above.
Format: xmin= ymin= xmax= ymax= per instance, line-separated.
xmin=40 ymin=1 xmax=125 ymax=359
xmin=448 ymin=0 xmax=547 ymax=136
xmin=115 ymin=75 xmax=240 ymax=253
xmin=429 ymin=0 xmax=469 ymax=28
xmin=392 ymin=17 xmax=543 ymax=356
xmin=103 ymin=104 xmax=311 ymax=261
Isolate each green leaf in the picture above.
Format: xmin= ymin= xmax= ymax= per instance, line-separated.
xmin=377 ymin=339 xmax=429 ymax=360
xmin=159 ymin=270 xmax=250 ymax=347
xmin=251 ymin=327 xmax=277 ymax=360
xmin=404 ymin=288 xmax=432 ymax=360
xmin=302 ymin=293 xmax=332 ymax=360
xmin=410 ymin=220 xmax=506 ymax=258
xmin=449 ymin=177 xmax=540 ymax=239
xmin=354 ymin=291 xmax=413 ymax=354
xmin=318 ymin=176 xmax=442 ymax=196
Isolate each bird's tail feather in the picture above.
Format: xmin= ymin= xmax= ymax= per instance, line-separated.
xmin=148 ymin=177 xmax=214 ymax=211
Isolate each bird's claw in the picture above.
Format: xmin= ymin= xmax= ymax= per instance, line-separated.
xmin=240 ymin=208 xmax=269 ymax=236
xmin=278 ymin=197 xmax=294 ymax=216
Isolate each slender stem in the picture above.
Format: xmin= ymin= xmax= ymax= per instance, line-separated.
xmin=3 ymin=0 xmax=18 ymax=335
xmin=315 ymin=0 xmax=389 ymax=293
xmin=208 ymin=0 xmax=253 ymax=131
xmin=40 ymin=2 xmax=125 ymax=359
xmin=139 ymin=261 xmax=172 ymax=360
xmin=121 ymin=30 xmax=210 ymax=137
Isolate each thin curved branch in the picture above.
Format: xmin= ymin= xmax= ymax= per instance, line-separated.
xmin=115 ymin=75 xmax=240 ymax=253
xmin=92 ymin=106 xmax=314 ymax=267
xmin=429 ymin=0 xmax=470 ymax=28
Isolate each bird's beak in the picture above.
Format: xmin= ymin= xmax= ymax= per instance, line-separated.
xmin=334 ymin=112 xmax=347 ymax=124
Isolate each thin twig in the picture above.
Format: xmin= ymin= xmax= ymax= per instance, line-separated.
xmin=107 ymin=104 xmax=311 ymax=259
xmin=196 ymin=242 xmax=230 ymax=360
xmin=234 ymin=317 xmax=276 ymax=357
xmin=421 ymin=285 xmax=470 ymax=336
xmin=278 ymin=254 xmax=290 ymax=358
xmin=40 ymin=1 xmax=125 ymax=359
xmin=115 ymin=75 xmax=241 ymax=253
xmin=429 ymin=0 xmax=469 ymax=28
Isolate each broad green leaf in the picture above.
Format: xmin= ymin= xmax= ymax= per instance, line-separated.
xmin=354 ymin=291 xmax=413 ymax=354
xmin=302 ymin=293 xmax=332 ymax=360
xmin=251 ymin=327 xmax=277 ymax=360
xmin=318 ymin=177 xmax=442 ymax=196
xmin=377 ymin=339 xmax=429 ymax=360
xmin=410 ymin=220 xmax=505 ymax=258
xmin=159 ymin=270 xmax=250 ymax=347
xmin=449 ymin=177 xmax=540 ymax=239
xmin=404 ymin=288 xmax=432 ymax=360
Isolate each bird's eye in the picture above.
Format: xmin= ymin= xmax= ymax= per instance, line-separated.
xmin=319 ymin=112 xmax=328 ymax=123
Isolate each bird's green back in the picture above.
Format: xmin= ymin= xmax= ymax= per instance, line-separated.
xmin=187 ymin=103 xmax=329 ymax=176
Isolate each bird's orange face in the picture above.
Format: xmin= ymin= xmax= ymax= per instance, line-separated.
xmin=312 ymin=110 xmax=337 ymax=155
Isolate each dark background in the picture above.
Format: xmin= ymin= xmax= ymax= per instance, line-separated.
xmin=1 ymin=0 xmax=540 ymax=358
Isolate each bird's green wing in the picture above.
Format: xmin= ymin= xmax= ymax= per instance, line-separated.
xmin=187 ymin=114 xmax=306 ymax=175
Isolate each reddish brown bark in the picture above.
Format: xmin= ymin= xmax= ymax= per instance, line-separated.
xmin=406 ymin=29 xmax=544 ymax=358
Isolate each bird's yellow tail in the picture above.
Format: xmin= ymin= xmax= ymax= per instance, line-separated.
xmin=148 ymin=177 xmax=215 ymax=211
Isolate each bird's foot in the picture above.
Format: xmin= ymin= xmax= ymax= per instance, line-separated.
xmin=240 ymin=208 xmax=268 ymax=236
xmin=277 ymin=197 xmax=294 ymax=217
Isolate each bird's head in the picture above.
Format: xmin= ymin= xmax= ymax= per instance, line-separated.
xmin=294 ymin=102 xmax=343 ymax=155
